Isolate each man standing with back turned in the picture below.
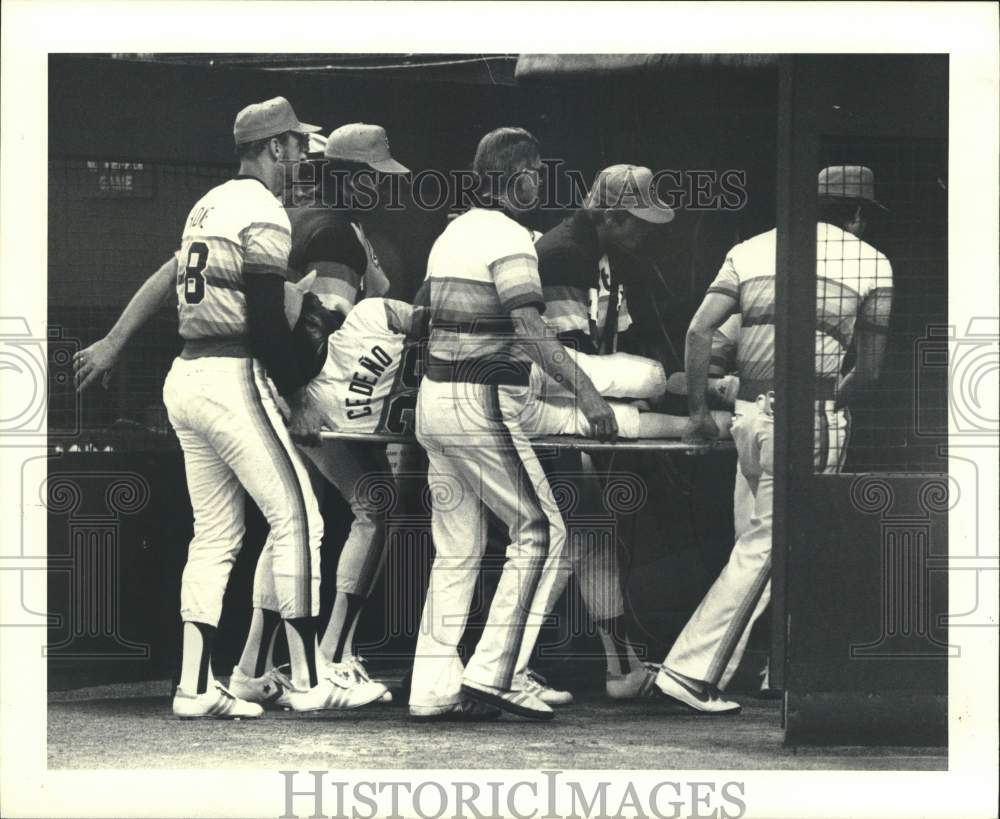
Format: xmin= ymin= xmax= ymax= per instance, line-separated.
xmin=409 ymin=127 xmax=619 ymax=722
xmin=75 ymin=97 xmax=336 ymax=717
xmin=654 ymin=165 xmax=893 ymax=714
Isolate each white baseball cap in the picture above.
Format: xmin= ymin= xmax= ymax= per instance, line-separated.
xmin=325 ymin=123 xmax=410 ymax=174
xmin=585 ymin=164 xmax=674 ymax=224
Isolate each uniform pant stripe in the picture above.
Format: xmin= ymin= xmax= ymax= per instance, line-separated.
xmin=838 ymin=407 xmax=852 ymax=471
xmin=816 ymin=403 xmax=830 ymax=473
xmin=487 ymin=384 xmax=548 ymax=691
xmin=705 ymin=555 xmax=772 ymax=686
xmin=243 ymin=361 xmax=312 ymax=615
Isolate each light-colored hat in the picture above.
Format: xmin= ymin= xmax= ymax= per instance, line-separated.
xmin=233 ymin=97 xmax=321 ymax=145
xmin=584 ymin=164 xmax=674 ymax=224
xmin=325 ymin=123 xmax=410 ymax=174
xmin=306 ymin=132 xmax=328 ymax=155
xmin=818 ymin=165 xmax=888 ymax=210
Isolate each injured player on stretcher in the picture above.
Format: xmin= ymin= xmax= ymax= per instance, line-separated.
xmin=282 ymin=275 xmax=736 ymax=442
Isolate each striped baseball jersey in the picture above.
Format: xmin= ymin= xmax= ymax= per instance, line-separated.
xmin=425 ymin=208 xmax=544 ymax=380
xmin=535 ymin=213 xmax=632 ymax=354
xmin=707 ymin=223 xmax=893 ymax=399
xmin=286 ymin=207 xmax=369 ymax=313
xmin=304 ymin=298 xmax=427 ymax=435
xmin=175 ymin=176 xmax=290 ymax=358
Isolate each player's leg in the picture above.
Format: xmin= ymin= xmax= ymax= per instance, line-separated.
xmin=163 ymin=361 xmax=261 ymax=719
xmin=202 ymin=361 xmax=341 ymax=709
xmin=173 ymin=429 xmax=246 ymax=691
xmin=533 ymin=349 xmax=667 ymax=401
xmin=408 ymin=444 xmax=489 ymax=715
xmin=301 ymin=440 xmax=392 ymax=702
xmin=815 ymin=399 xmax=850 ymax=474
xmin=458 ymin=385 xmax=566 ymax=719
xmin=522 ymin=397 xmax=642 ymax=439
xmin=654 ymin=399 xmax=773 ymax=713
xmin=515 ymin=401 xmax=656 ymax=698
xmin=634 ymin=409 xmax=733 ymax=439
xmin=227 ymin=540 xmax=288 ymax=706
xmin=303 ymin=441 xmax=390 ymax=663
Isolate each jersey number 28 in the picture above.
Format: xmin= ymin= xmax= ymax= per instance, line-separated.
xmin=183 ymin=242 xmax=209 ymax=304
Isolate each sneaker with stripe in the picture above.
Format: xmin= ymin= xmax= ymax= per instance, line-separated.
xmin=340 ymin=655 xmax=392 ymax=703
xmin=606 ymin=661 xmax=662 ymax=700
xmin=653 ymin=667 xmax=741 ymax=714
xmin=512 ymin=668 xmax=573 ymax=706
xmin=228 ymin=664 xmax=292 ymax=708
xmin=172 ymin=682 xmax=264 ymax=720
xmin=284 ymin=666 xmax=386 ymax=712
xmin=460 ymin=681 xmax=555 ymax=721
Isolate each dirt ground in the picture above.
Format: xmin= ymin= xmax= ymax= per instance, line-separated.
xmin=47 ymin=678 xmax=946 ymax=771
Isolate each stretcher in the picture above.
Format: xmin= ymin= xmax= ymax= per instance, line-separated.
xmin=318 ymin=430 xmax=735 ymax=452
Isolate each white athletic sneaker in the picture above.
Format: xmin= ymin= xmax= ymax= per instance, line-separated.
xmin=341 ymin=655 xmax=392 ymax=703
xmin=461 ymin=681 xmax=555 ymax=721
xmin=654 ymin=667 xmax=741 ymax=714
xmin=172 ymin=682 xmax=263 ymax=720
xmin=512 ymin=668 xmax=573 ymax=706
xmin=284 ymin=667 xmax=386 ymax=712
xmin=228 ymin=665 xmax=292 ymax=707
xmin=606 ymin=661 xmax=662 ymax=699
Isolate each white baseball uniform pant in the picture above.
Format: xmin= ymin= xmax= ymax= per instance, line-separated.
xmin=163 ymin=356 xmax=322 ymax=626
xmin=513 ymin=449 xmax=622 ymax=676
xmin=507 ymin=348 xmax=664 ymax=672
xmin=666 ymin=396 xmax=849 ymax=689
xmin=410 ymin=377 xmax=568 ymax=709
xmin=301 ymin=440 xmax=391 ymax=596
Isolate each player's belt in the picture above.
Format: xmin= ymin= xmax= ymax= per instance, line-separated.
xmin=180 ymin=337 xmax=252 ymax=359
xmin=736 ymin=378 xmax=836 ymax=402
xmin=425 ymin=355 xmax=530 ymax=386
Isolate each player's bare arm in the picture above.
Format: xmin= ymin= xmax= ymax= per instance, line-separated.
xmin=682 ymin=291 xmax=737 ymax=446
xmin=73 ymin=255 xmax=178 ymax=392
xmin=510 ymin=304 xmax=619 ymax=441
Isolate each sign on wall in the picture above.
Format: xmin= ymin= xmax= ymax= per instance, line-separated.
xmin=80 ymin=160 xmax=153 ymax=198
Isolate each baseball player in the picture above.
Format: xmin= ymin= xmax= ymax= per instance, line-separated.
xmin=654 ymin=165 xmax=894 ymax=713
xmin=73 ymin=97 xmax=355 ymax=717
xmin=229 ymin=271 xmax=727 ymax=710
xmin=287 ymin=291 xmax=715 ymax=442
xmin=226 ymin=125 xmax=409 ymax=709
xmin=408 ymin=127 xmax=623 ymax=722
xmin=512 ymin=164 xmax=676 ymax=707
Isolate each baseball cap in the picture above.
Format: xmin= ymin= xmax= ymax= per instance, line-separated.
xmin=233 ymin=97 xmax=321 ymax=145
xmin=818 ymin=165 xmax=888 ymax=210
xmin=324 ymin=123 xmax=410 ymax=174
xmin=306 ymin=132 xmax=329 ymax=156
xmin=584 ymin=164 xmax=674 ymax=224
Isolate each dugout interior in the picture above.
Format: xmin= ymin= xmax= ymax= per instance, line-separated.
xmin=46 ymin=53 xmax=948 ymax=745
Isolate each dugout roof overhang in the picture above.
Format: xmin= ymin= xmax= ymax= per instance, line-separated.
xmin=514 ymin=53 xmax=778 ymax=81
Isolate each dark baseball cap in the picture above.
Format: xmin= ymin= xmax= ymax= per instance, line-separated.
xmin=233 ymin=97 xmax=321 ymax=145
